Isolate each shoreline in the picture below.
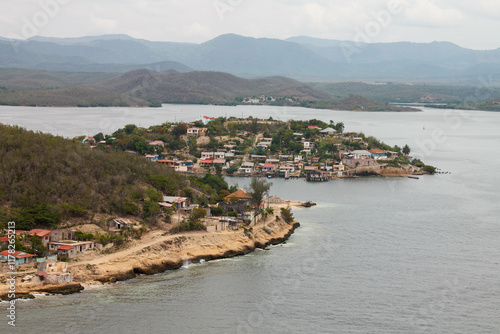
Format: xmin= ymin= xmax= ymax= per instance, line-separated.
xmin=0 ymin=203 xmax=302 ymax=301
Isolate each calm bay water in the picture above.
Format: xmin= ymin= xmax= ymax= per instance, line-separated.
xmin=1 ymin=105 xmax=499 ymax=333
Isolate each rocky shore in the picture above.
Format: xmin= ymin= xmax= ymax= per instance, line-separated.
xmin=1 ymin=214 xmax=300 ymax=300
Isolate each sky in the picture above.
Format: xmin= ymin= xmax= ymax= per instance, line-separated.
xmin=1 ymin=0 xmax=500 ymax=50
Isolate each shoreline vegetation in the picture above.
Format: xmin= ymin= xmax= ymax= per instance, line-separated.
xmin=0 ymin=116 xmax=433 ymax=301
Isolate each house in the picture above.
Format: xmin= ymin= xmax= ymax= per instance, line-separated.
xmin=199 ymin=159 xmax=214 ymax=167
xmin=294 ymin=155 xmax=303 ymax=162
xmin=319 ymin=127 xmax=337 ymax=135
xmin=187 ymin=127 xmax=207 ymax=136
xmin=369 ymin=149 xmax=388 ymax=159
xmin=238 ymin=162 xmax=255 ymax=174
xmin=342 ymin=151 xmax=376 ymax=168
xmin=214 ymin=152 xmax=226 ymax=159
xmin=352 ymin=137 xmax=363 ymax=142
xmin=262 ymin=164 xmax=277 ymax=173
xmin=333 ymin=162 xmax=345 ymax=171
xmin=213 ymin=159 xmax=228 ymax=168
xmin=157 ymin=160 xmax=176 ymax=168
xmin=224 ymin=189 xmax=252 ymax=202
xmin=145 ymin=154 xmax=160 ymax=162
xmin=0 ymin=250 xmax=36 ymax=265
xmin=37 ymin=259 xmax=73 ymax=284
xmin=163 ymin=196 xmax=190 ymax=209
xmin=28 ymin=229 xmax=52 ymax=247
xmin=48 ymin=241 xmax=95 ymax=254
xmin=307 ymin=126 xmax=321 ymax=130
xmin=201 ymin=152 xmax=215 ymax=159
xmin=311 ymin=157 xmax=320 ymax=164
xmin=221 ymin=190 xmax=253 ymax=213
xmin=0 ymin=236 xmax=9 ymax=248
xmin=303 ymin=141 xmax=314 ymax=149
xmin=351 ymin=150 xmax=373 ymax=159
xmin=56 ymin=246 xmax=76 ymax=259
xmin=50 ymin=229 xmax=76 ymax=242
xmin=304 ymin=166 xmax=319 ymax=172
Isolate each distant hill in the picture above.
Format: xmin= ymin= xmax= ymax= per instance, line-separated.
xmin=1 ymin=33 xmax=500 ymax=83
xmin=0 ymin=68 xmax=333 ymax=107
xmin=311 ymin=82 xmax=500 ymax=104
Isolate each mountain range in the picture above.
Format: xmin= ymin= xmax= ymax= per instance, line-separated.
xmin=1 ymin=34 xmax=500 ymax=85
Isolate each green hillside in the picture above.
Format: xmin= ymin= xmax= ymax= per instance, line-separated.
xmin=0 ymin=124 xmax=188 ymax=230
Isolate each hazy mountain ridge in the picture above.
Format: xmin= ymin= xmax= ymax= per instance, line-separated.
xmin=1 ymin=34 xmax=500 ymax=83
xmin=0 ymin=68 xmax=333 ymax=106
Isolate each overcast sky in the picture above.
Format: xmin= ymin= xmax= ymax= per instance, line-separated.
xmin=1 ymin=0 xmax=499 ymax=50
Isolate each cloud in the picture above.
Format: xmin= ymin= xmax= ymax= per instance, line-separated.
xmin=0 ymin=0 xmax=499 ymax=49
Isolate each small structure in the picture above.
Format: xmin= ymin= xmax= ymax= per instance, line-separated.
xmin=109 ymin=218 xmax=134 ymax=230
xmin=221 ymin=190 xmax=253 ymax=214
xmin=319 ymin=127 xmax=337 ymax=135
xmin=201 ymin=152 xmax=215 ymax=159
xmin=306 ymin=170 xmax=330 ymax=182
xmin=262 ymin=164 xmax=277 ymax=173
xmin=163 ymin=196 xmax=190 ymax=209
xmin=187 ymin=127 xmax=207 ymax=136
xmin=48 ymin=241 xmax=95 ymax=254
xmin=50 ymin=229 xmax=76 ymax=242
xmin=0 ymin=236 xmax=8 ymax=248
xmin=56 ymin=246 xmax=76 ymax=259
xmin=238 ymin=162 xmax=255 ymax=174
xmin=28 ymin=229 xmax=52 ymax=247
xmin=157 ymin=160 xmax=176 ymax=168
xmin=0 ymin=250 xmax=36 ymax=265
xmin=369 ymin=149 xmax=388 ymax=159
xmin=37 ymin=259 xmax=73 ymax=284
xmin=145 ymin=154 xmax=160 ymax=162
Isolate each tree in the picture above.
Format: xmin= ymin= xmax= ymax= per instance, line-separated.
xmin=124 ymin=124 xmax=137 ymax=135
xmin=30 ymin=235 xmax=46 ymax=256
xmin=335 ymin=122 xmax=344 ymax=133
xmin=248 ymin=178 xmax=272 ymax=221
xmin=402 ymin=144 xmax=411 ymax=155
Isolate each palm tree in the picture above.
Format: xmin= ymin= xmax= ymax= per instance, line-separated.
xmin=402 ymin=144 xmax=411 ymax=155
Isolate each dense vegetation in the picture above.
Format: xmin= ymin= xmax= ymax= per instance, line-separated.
xmin=0 ymin=124 xmax=231 ymax=230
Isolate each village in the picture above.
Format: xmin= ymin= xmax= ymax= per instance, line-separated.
xmin=82 ymin=115 xmax=432 ymax=181
xmin=0 ymin=116 xmax=432 ymax=297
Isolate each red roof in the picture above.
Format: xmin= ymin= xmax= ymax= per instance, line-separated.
xmin=203 ymin=116 xmax=216 ymax=120
xmin=263 ymin=164 xmax=275 ymax=168
xmin=199 ymin=159 xmax=213 ymax=164
xmin=369 ymin=149 xmax=387 ymax=154
xmin=0 ymin=237 xmax=9 ymax=242
xmin=0 ymin=250 xmax=36 ymax=258
xmin=57 ymin=245 xmax=75 ymax=251
xmin=29 ymin=229 xmax=52 ymax=237
xmin=308 ymin=126 xmax=321 ymax=129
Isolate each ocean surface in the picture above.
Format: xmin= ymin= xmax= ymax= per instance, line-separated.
xmin=1 ymin=105 xmax=499 ymax=333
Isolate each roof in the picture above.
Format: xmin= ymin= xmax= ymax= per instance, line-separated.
xmin=225 ymin=189 xmax=252 ymax=201
xmin=308 ymin=126 xmax=321 ymax=129
xmin=352 ymin=150 xmax=372 ymax=155
xmin=0 ymin=250 xmax=36 ymax=258
xmin=369 ymin=149 xmax=387 ymax=154
xmin=163 ymin=196 xmax=188 ymax=203
xmin=0 ymin=237 xmax=9 ymax=242
xmin=57 ymin=245 xmax=75 ymax=251
xmin=263 ymin=164 xmax=276 ymax=168
xmin=320 ymin=127 xmax=337 ymax=133
xmin=29 ymin=229 xmax=52 ymax=237
xmin=199 ymin=159 xmax=213 ymax=164
xmin=213 ymin=159 xmax=226 ymax=164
